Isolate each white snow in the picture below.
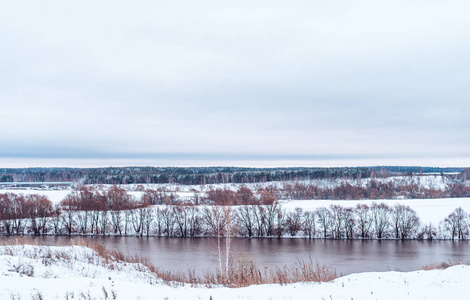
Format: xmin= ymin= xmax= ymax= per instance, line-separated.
xmin=2 ymin=176 xmax=469 ymax=229
xmin=1 ymin=245 xmax=469 ymax=300
xmin=0 ymin=189 xmax=71 ymax=205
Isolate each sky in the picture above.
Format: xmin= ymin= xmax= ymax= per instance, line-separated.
xmin=1 ymin=0 xmax=469 ymax=168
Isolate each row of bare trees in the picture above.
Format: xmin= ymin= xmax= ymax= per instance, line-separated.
xmin=1 ymin=190 xmax=469 ymax=240
xmin=51 ymin=180 xmax=470 ymax=209
xmin=136 ymin=183 xmax=470 ymax=206
xmin=272 ymin=181 xmax=470 ymax=200
xmin=0 ymin=193 xmax=55 ymax=235
xmin=187 ymin=182 xmax=470 ymax=206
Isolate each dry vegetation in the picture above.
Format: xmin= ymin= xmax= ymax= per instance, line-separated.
xmin=0 ymin=238 xmax=338 ymax=288
xmin=420 ymin=260 xmax=470 ymax=271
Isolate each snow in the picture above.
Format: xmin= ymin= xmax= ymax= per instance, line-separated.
xmin=2 ymin=179 xmax=470 ymax=227
xmin=0 ymin=189 xmax=71 ymax=205
xmin=0 ymin=175 xmax=458 ymax=206
xmin=1 ymin=245 xmax=469 ymax=300
xmin=78 ymin=174 xmax=456 ymax=195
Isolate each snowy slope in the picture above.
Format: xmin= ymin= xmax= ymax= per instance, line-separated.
xmin=1 ymin=245 xmax=469 ymax=300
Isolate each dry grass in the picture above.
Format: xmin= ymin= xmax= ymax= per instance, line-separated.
xmin=268 ymin=259 xmax=338 ymax=285
xmin=0 ymin=237 xmax=338 ymax=287
xmin=220 ymin=254 xmax=338 ymax=287
xmin=421 ymin=260 xmax=470 ymax=270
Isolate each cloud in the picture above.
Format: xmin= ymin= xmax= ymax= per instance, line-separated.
xmin=0 ymin=0 xmax=469 ymax=166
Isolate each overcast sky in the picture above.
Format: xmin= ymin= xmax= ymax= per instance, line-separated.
xmin=1 ymin=0 xmax=469 ymax=168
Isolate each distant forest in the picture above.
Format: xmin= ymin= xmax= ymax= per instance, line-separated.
xmin=0 ymin=166 xmax=467 ymax=185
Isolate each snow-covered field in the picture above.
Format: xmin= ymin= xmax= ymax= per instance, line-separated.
xmin=94 ymin=174 xmax=454 ymax=191
xmin=0 ymin=188 xmax=143 ymax=205
xmin=2 ymin=184 xmax=470 ymax=226
xmin=0 ymin=174 xmax=459 ymax=204
xmin=1 ymin=245 xmax=469 ymax=300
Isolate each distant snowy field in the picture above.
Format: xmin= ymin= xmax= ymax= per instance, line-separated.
xmin=0 ymin=188 xmax=143 ymax=205
xmin=2 ymin=180 xmax=470 ymax=226
xmin=2 ymin=192 xmax=469 ymax=227
xmin=1 ymin=245 xmax=469 ymax=300
xmin=0 ymin=189 xmax=72 ymax=204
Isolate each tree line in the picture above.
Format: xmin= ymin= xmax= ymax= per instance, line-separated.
xmin=274 ymin=181 xmax=470 ymax=200
xmin=1 ymin=166 xmax=468 ymax=185
xmin=175 ymin=181 xmax=470 ymax=206
xmin=1 ymin=187 xmax=469 ymax=240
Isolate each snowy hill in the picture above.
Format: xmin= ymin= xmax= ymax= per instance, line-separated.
xmin=1 ymin=245 xmax=469 ymax=300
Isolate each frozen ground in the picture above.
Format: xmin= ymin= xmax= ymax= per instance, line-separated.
xmin=0 ymin=245 xmax=469 ymax=300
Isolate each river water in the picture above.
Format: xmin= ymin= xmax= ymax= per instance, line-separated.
xmin=3 ymin=236 xmax=470 ymax=275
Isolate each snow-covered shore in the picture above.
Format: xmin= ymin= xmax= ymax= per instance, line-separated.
xmin=3 ymin=186 xmax=470 ymax=227
xmin=1 ymin=245 xmax=469 ymax=300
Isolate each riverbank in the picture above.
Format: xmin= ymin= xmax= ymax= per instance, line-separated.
xmin=1 ymin=244 xmax=469 ymax=300
xmin=3 ymin=236 xmax=470 ymax=276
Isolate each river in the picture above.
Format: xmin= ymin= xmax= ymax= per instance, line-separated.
xmin=3 ymin=236 xmax=470 ymax=275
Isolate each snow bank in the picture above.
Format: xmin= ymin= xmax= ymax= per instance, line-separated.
xmin=0 ymin=245 xmax=160 ymax=285
xmin=1 ymin=245 xmax=469 ymax=300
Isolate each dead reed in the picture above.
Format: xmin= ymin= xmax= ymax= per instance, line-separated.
xmin=421 ymin=260 xmax=470 ymax=270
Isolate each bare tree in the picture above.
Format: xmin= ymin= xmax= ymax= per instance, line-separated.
xmin=236 ymin=205 xmax=256 ymax=237
xmin=202 ymin=206 xmax=227 ymax=237
xmin=343 ymin=208 xmax=356 ymax=239
xmin=59 ymin=197 xmax=77 ymax=236
xmin=252 ymin=205 xmax=266 ymax=237
xmin=443 ymin=207 xmax=469 ymax=240
xmin=371 ymin=203 xmax=390 ymax=239
xmin=141 ymin=189 xmax=163 ymax=205
xmin=316 ymin=207 xmax=332 ymax=239
xmin=223 ymin=206 xmax=232 ymax=280
xmin=154 ymin=207 xmax=164 ymax=236
xmin=263 ymin=202 xmax=280 ymax=237
xmin=391 ymin=204 xmax=420 ymax=240
xmin=50 ymin=207 xmax=62 ymax=235
xmin=302 ymin=211 xmax=316 ymax=239
xmin=142 ymin=206 xmax=153 ymax=237
xmin=99 ymin=209 xmax=109 ymax=236
xmin=174 ymin=205 xmax=189 ymax=237
xmin=355 ymin=204 xmax=372 ymax=239
xmin=24 ymin=194 xmax=53 ymax=235
xmin=285 ymin=207 xmax=304 ymax=237
xmin=107 ymin=186 xmax=134 ymax=236
xmin=0 ymin=193 xmax=15 ymax=235
xmin=187 ymin=205 xmax=202 ymax=237
xmin=330 ymin=205 xmax=345 ymax=239
xmin=419 ymin=223 xmax=437 ymax=240
xmin=274 ymin=207 xmax=285 ymax=238
xmin=161 ymin=207 xmax=176 ymax=237
xmin=238 ymin=186 xmax=255 ymax=204
xmin=10 ymin=194 xmax=26 ymax=235
xmin=131 ymin=202 xmax=152 ymax=237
